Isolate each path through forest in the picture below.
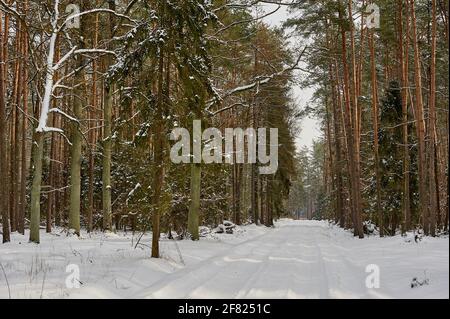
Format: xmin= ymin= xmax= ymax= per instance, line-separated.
xmin=135 ymin=220 xmax=449 ymax=299
xmin=1 ymin=220 xmax=448 ymax=299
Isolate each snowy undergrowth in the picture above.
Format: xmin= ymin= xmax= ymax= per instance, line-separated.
xmin=0 ymin=219 xmax=448 ymax=299
xmin=0 ymin=223 xmax=267 ymax=298
xmin=312 ymin=220 xmax=449 ymax=298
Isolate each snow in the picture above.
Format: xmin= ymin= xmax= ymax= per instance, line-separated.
xmin=0 ymin=220 xmax=448 ymax=299
xmin=48 ymin=108 xmax=79 ymax=123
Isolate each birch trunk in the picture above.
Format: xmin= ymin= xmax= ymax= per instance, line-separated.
xmin=30 ymin=0 xmax=60 ymax=243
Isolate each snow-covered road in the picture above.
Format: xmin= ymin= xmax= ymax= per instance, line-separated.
xmin=1 ymin=219 xmax=448 ymax=299
xmin=135 ymin=220 xmax=449 ymax=299
xmin=136 ymin=221 xmax=336 ymax=298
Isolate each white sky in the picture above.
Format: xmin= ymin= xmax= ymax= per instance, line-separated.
xmin=259 ymin=4 xmax=322 ymax=151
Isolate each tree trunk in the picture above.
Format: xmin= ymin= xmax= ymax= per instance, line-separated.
xmin=330 ymin=63 xmax=345 ymax=228
xmin=102 ymin=0 xmax=116 ymax=232
xmin=68 ymin=81 xmax=83 ymax=235
xmin=410 ymin=0 xmax=429 ymax=235
xmin=399 ymin=0 xmax=412 ymax=232
xmin=0 ymin=11 xmax=10 ymax=243
xmin=188 ymin=163 xmax=201 ymax=241
xmin=19 ymin=1 xmax=29 ymax=234
xmin=258 ymin=174 xmax=265 ymax=223
xmin=30 ymin=132 xmax=44 ymax=243
xmin=151 ymin=35 xmax=167 ymax=255
xmin=427 ymin=0 xmax=438 ymax=236
xmin=30 ymin=0 xmax=59 ymax=243
xmin=339 ymin=1 xmax=364 ymax=238
xmin=11 ymin=26 xmax=22 ymax=233
xmin=234 ymin=164 xmax=242 ymax=225
xmin=251 ymin=163 xmax=259 ymax=225
xmin=46 ymin=113 xmax=56 ymax=233
xmin=87 ymin=37 xmax=97 ymax=232
xmin=68 ymin=4 xmax=87 ymax=235
xmin=369 ymin=30 xmax=383 ymax=236
xmin=102 ymin=84 xmax=113 ymax=231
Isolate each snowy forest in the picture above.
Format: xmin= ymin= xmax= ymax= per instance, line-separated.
xmin=0 ymin=0 xmax=448 ymax=299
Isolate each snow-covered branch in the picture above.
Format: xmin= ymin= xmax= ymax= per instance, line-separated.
xmin=36 ymin=0 xmax=60 ymax=133
xmin=0 ymin=0 xmax=26 ymax=25
xmin=52 ymin=46 xmax=77 ymax=71
xmin=207 ymin=46 xmax=307 ymax=112
xmin=213 ymin=0 xmax=302 ymax=13
xmin=53 ymin=48 xmax=118 ymax=71
xmin=58 ymin=8 xmax=136 ymax=33
xmin=48 ymin=108 xmax=79 ymax=124
xmin=213 ymin=4 xmax=281 ymax=36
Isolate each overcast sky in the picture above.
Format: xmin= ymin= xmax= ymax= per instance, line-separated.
xmin=259 ymin=4 xmax=322 ymax=152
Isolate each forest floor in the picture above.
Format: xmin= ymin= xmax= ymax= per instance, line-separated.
xmin=0 ymin=219 xmax=448 ymax=299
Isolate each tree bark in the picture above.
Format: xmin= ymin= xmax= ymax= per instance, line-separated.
xmin=19 ymin=0 xmax=29 ymax=234
xmin=11 ymin=24 xmax=22 ymax=233
xmin=68 ymin=1 xmax=87 ymax=235
xmin=152 ymin=28 xmax=167 ymax=255
xmin=102 ymin=0 xmax=116 ymax=232
xmin=87 ymin=14 xmax=98 ymax=232
xmin=188 ymin=163 xmax=201 ymax=241
xmin=330 ymin=63 xmax=345 ymax=228
xmin=30 ymin=132 xmax=44 ymax=243
xmin=68 ymin=79 xmax=83 ymax=235
xmin=410 ymin=0 xmax=429 ymax=235
xmin=102 ymin=83 xmax=113 ymax=231
xmin=0 ymin=11 xmax=10 ymax=243
xmin=339 ymin=1 xmax=364 ymax=238
xmin=399 ymin=0 xmax=411 ymax=232
xmin=369 ymin=30 xmax=383 ymax=236
xmin=428 ymin=0 xmax=438 ymax=236
xmin=46 ymin=113 xmax=56 ymax=233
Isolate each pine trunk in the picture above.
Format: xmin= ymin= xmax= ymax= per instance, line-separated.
xmin=0 ymin=11 xmax=10 ymax=243
xmin=188 ymin=163 xmax=201 ymax=241
xmin=19 ymin=1 xmax=28 ymax=234
xmin=102 ymin=85 xmax=113 ymax=231
xmin=399 ymin=0 xmax=412 ymax=232
xmin=369 ymin=30 xmax=383 ymax=236
xmin=428 ymin=0 xmax=438 ymax=236
xmin=410 ymin=0 xmax=429 ymax=235
xmin=339 ymin=1 xmax=364 ymax=238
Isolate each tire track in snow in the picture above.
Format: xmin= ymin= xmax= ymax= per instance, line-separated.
xmin=133 ymin=226 xmax=276 ymax=298
xmin=229 ymin=227 xmax=291 ymax=299
xmin=136 ymin=223 xmax=332 ymax=299
xmin=162 ymin=227 xmax=287 ymax=298
xmin=184 ymin=228 xmax=286 ymax=298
